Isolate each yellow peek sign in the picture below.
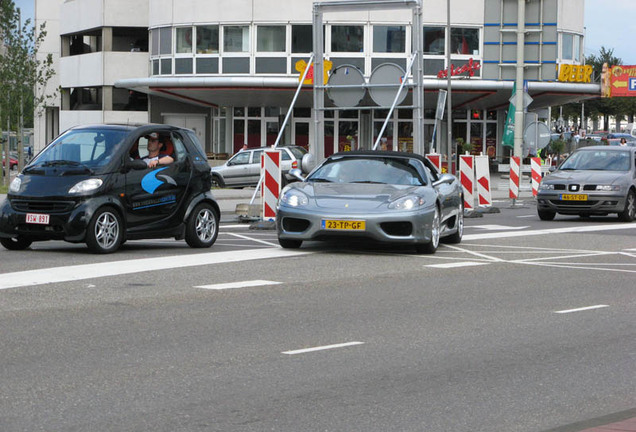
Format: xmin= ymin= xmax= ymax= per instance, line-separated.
xmin=558 ymin=64 xmax=593 ymax=83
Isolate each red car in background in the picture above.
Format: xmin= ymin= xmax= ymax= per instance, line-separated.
xmin=2 ymin=154 xmax=18 ymax=171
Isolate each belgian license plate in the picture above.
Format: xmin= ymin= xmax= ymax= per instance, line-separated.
xmin=26 ymin=213 xmax=50 ymax=225
xmin=322 ymin=220 xmax=366 ymax=231
xmin=560 ymin=194 xmax=588 ymax=201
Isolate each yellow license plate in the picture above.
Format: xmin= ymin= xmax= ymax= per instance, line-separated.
xmin=322 ymin=220 xmax=366 ymax=231
xmin=560 ymin=194 xmax=588 ymax=201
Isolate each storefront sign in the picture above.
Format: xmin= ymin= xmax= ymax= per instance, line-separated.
xmin=557 ymin=64 xmax=593 ymax=83
xmin=607 ymin=65 xmax=636 ymax=97
xmin=295 ymin=59 xmax=333 ymax=85
xmin=437 ymin=58 xmax=481 ymax=79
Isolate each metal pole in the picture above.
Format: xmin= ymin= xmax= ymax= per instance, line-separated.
xmin=513 ymin=0 xmax=525 ymax=160
xmin=313 ymin=4 xmax=325 ymax=163
xmin=446 ymin=0 xmax=453 ymax=174
xmin=412 ymin=3 xmax=424 ymax=155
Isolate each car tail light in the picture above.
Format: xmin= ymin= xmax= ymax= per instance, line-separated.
xmin=292 ymin=161 xmax=298 ymax=169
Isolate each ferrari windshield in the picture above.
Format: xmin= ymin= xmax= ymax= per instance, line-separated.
xmin=308 ymin=156 xmax=428 ymax=185
xmin=30 ymin=129 xmax=128 ymax=169
xmin=560 ymin=150 xmax=631 ymax=171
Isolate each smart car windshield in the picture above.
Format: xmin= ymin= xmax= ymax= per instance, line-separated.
xmin=308 ymin=156 xmax=427 ymax=185
xmin=29 ymin=129 xmax=128 ymax=171
xmin=560 ymin=150 xmax=631 ymax=171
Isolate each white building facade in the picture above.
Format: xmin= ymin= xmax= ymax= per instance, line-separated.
xmin=34 ymin=0 xmax=599 ymax=163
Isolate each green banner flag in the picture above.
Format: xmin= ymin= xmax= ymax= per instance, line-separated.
xmin=502 ymin=82 xmax=516 ymax=148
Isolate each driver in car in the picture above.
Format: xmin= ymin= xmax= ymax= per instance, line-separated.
xmin=143 ymin=132 xmax=174 ymax=168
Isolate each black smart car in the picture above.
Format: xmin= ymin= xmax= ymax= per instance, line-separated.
xmin=0 ymin=124 xmax=220 ymax=253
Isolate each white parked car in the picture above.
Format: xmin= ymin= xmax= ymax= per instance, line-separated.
xmin=210 ymin=145 xmax=312 ymax=188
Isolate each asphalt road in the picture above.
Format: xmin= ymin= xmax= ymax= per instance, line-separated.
xmin=0 ymin=203 xmax=635 ymax=432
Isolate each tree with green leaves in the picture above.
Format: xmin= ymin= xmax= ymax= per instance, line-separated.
xmin=1 ymin=0 xmax=56 ymax=185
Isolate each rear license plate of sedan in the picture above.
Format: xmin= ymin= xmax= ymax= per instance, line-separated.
xmin=26 ymin=213 xmax=50 ymax=225
xmin=322 ymin=220 xmax=366 ymax=231
xmin=560 ymin=194 xmax=588 ymax=201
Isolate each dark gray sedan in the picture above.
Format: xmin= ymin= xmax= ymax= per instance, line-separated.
xmin=276 ymin=151 xmax=464 ymax=254
xmin=536 ymin=146 xmax=636 ymax=221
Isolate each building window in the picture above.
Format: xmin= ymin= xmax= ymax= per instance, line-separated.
xmin=562 ymin=33 xmax=573 ymax=60
xmin=112 ymin=27 xmax=148 ymax=52
xmin=159 ymin=27 xmax=172 ymax=55
xmin=292 ymin=25 xmax=312 ymax=53
xmin=224 ymin=26 xmax=250 ymax=52
xmin=450 ymin=28 xmax=479 ymax=55
xmin=197 ymin=25 xmax=219 ymax=54
xmin=331 ymin=25 xmax=364 ymax=52
xmin=423 ymin=27 xmax=445 ymax=55
xmin=373 ymin=25 xmax=406 ymax=53
xmin=67 ymin=87 xmax=102 ymax=111
xmin=257 ymin=26 xmax=286 ymax=52
xmin=176 ymin=27 xmax=193 ymax=54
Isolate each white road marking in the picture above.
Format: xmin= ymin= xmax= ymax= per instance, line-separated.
xmin=221 ymin=224 xmax=251 ymax=229
xmin=444 ymin=244 xmax=506 ymax=262
xmin=517 ymin=215 xmax=536 ymax=218
xmin=226 ymin=232 xmax=279 ymax=246
xmin=282 ymin=341 xmax=365 ymax=355
xmin=470 ymin=225 xmax=529 ymax=231
xmin=0 ymin=248 xmax=309 ymax=290
xmin=463 ymin=222 xmax=636 ymax=241
xmin=625 ymin=248 xmax=636 ymax=252
xmin=426 ymin=261 xmax=490 ymax=269
xmin=195 ymin=280 xmax=281 ymax=290
xmin=555 ymin=305 xmax=609 ymax=314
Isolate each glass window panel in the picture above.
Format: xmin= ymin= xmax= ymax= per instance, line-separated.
xmin=175 ymin=58 xmax=193 ymax=74
xmin=160 ymin=58 xmax=172 ymax=74
xmin=373 ymin=25 xmax=405 ymax=53
xmin=159 ymin=27 xmax=172 ymax=55
xmin=451 ymin=28 xmax=479 ymax=55
xmin=234 ymin=107 xmax=245 ymax=117
xmin=233 ymin=119 xmax=245 ymax=150
xmin=196 ymin=57 xmax=218 ymax=74
xmin=331 ymin=25 xmax=364 ymax=52
xmin=266 ymin=121 xmax=279 ymax=146
xmin=151 ymin=29 xmax=159 ymax=55
xmin=197 ymin=25 xmax=219 ymax=54
xmin=222 ymin=57 xmax=250 ymax=73
xmin=292 ymin=25 xmax=312 ymax=53
xmin=247 ymin=120 xmax=261 ymax=146
xmin=573 ymin=34 xmax=580 ymax=61
xmin=255 ymin=58 xmax=287 ymax=74
xmin=562 ymin=33 xmax=573 ymax=60
xmin=176 ymin=27 xmax=193 ymax=54
xmin=257 ymin=26 xmax=286 ymax=52
xmin=248 ymin=107 xmax=261 ymax=117
xmin=152 ymin=59 xmax=159 ymax=75
xmin=224 ymin=26 xmax=250 ymax=52
xmin=423 ymin=27 xmax=445 ymax=55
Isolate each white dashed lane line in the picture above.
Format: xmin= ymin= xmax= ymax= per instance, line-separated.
xmin=194 ymin=280 xmax=282 ymax=290
xmin=282 ymin=341 xmax=365 ymax=355
xmin=554 ymin=305 xmax=610 ymax=314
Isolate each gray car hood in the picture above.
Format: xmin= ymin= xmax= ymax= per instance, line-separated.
xmin=292 ymin=182 xmax=427 ymax=210
xmin=546 ymin=170 xmax=627 ymax=184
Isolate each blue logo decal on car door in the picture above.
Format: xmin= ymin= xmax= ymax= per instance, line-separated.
xmin=141 ymin=167 xmax=177 ymax=194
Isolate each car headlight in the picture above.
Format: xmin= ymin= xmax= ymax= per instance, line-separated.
xmin=9 ymin=177 xmax=21 ymax=193
xmin=539 ymin=183 xmax=555 ymax=190
xmin=280 ymin=189 xmax=309 ymax=207
xmin=388 ymin=195 xmax=425 ymax=210
xmin=595 ymin=185 xmax=620 ymax=191
xmin=69 ymin=178 xmax=103 ymax=194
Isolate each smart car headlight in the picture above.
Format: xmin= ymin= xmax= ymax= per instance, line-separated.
xmin=388 ymin=195 xmax=425 ymax=210
xmin=69 ymin=178 xmax=103 ymax=194
xmin=595 ymin=185 xmax=620 ymax=191
xmin=9 ymin=177 xmax=21 ymax=193
xmin=539 ymin=183 xmax=555 ymax=190
xmin=280 ymin=189 xmax=309 ymax=207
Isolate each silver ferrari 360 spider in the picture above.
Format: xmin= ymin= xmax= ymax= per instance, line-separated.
xmin=276 ymin=150 xmax=464 ymax=254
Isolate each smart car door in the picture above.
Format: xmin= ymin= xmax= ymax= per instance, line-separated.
xmin=123 ymin=134 xmax=190 ymax=230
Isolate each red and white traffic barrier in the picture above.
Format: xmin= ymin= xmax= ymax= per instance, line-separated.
xmin=475 ymin=155 xmax=492 ymax=207
xmin=459 ymin=154 xmax=474 ymax=210
xmin=509 ymin=156 xmax=520 ymax=199
xmin=425 ymin=153 xmax=442 ymax=173
xmin=530 ymin=157 xmax=542 ymax=197
xmin=261 ymin=150 xmax=281 ymax=221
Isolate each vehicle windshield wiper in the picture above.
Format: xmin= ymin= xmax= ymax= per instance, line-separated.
xmin=42 ymin=160 xmax=94 ymax=174
xmin=351 ymin=180 xmax=385 ymax=184
xmin=309 ymin=177 xmax=333 ymax=183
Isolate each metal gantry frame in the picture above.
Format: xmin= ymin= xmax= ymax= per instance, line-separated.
xmin=312 ymin=0 xmax=425 ymax=162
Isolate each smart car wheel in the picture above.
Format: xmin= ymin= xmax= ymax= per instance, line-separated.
xmin=278 ymin=238 xmax=302 ymax=249
xmin=86 ymin=207 xmax=123 ymax=254
xmin=618 ymin=190 xmax=635 ymax=222
xmin=0 ymin=236 xmax=33 ymax=250
xmin=538 ymin=209 xmax=556 ymax=221
xmin=186 ymin=203 xmax=219 ymax=248
xmin=416 ymin=206 xmax=440 ymax=254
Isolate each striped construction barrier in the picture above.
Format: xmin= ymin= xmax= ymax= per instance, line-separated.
xmin=459 ymin=154 xmax=475 ymax=210
xmin=261 ymin=150 xmax=281 ymax=221
xmin=509 ymin=156 xmax=521 ymax=199
xmin=425 ymin=153 xmax=442 ymax=173
xmin=530 ymin=157 xmax=542 ymax=197
xmin=474 ymin=155 xmax=492 ymax=207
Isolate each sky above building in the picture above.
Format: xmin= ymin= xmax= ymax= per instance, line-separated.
xmin=10 ymin=0 xmax=636 ymax=65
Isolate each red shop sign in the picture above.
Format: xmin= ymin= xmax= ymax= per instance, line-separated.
xmin=437 ymin=58 xmax=481 ymax=79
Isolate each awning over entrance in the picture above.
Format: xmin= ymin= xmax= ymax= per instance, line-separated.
xmin=116 ymin=76 xmax=601 ymax=112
